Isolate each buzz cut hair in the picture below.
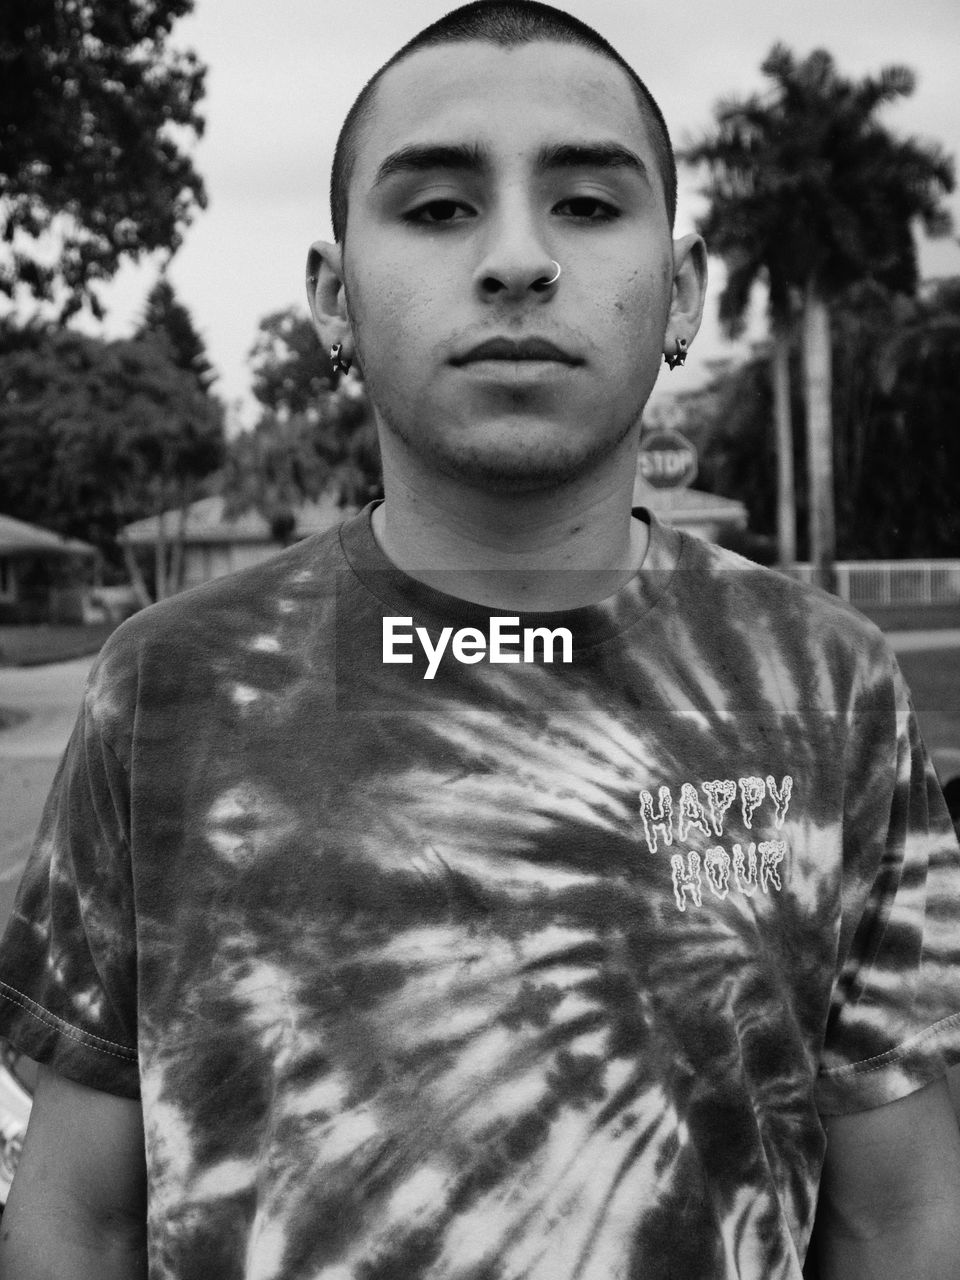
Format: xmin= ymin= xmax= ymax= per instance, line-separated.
xmin=329 ymin=0 xmax=677 ymax=243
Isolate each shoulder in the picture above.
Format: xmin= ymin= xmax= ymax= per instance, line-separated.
xmin=650 ymin=519 xmax=899 ymax=713
xmin=676 ymin=526 xmax=890 ymax=656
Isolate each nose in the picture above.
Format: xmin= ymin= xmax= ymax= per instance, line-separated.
xmin=474 ymin=210 xmax=560 ymax=302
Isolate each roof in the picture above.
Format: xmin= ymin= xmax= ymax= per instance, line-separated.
xmin=122 ymin=485 xmax=746 ymax=546
xmin=121 ymin=493 xmax=353 ymax=545
xmin=0 ymin=513 xmax=98 ymax=557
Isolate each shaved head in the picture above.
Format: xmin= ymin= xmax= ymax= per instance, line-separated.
xmin=330 ymin=0 xmax=677 ymax=244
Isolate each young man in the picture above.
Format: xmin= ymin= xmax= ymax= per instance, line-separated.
xmin=1 ymin=4 xmax=959 ymax=1278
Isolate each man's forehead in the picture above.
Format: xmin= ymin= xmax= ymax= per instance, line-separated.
xmin=355 ymin=39 xmax=656 ymax=177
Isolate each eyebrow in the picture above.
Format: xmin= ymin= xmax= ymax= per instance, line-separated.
xmin=373 ymin=143 xmax=485 ymax=187
xmin=372 ymin=140 xmax=650 ymax=187
xmin=537 ymin=142 xmax=649 ymax=181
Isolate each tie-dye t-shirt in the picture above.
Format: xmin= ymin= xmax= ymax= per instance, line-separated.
xmin=1 ymin=505 xmax=959 ymax=1280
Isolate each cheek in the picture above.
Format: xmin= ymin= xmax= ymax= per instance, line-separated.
xmin=350 ymin=266 xmax=436 ymax=365
xmin=624 ymin=260 xmax=672 ymax=317
xmin=603 ymin=278 xmax=666 ymax=353
xmin=595 ymin=265 xmax=672 ymax=399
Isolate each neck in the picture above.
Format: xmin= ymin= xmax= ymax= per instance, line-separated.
xmin=371 ymin=446 xmax=648 ymax=612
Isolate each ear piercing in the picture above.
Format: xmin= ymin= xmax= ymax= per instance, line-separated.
xmin=665 ymin=336 xmax=688 ymax=370
xmin=330 ymin=343 xmax=352 ymax=375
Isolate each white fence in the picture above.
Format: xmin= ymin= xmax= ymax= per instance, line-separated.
xmin=790 ymin=560 xmax=960 ymax=608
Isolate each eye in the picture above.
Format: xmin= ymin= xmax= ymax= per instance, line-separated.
xmin=404 ymin=199 xmax=475 ymax=225
xmin=555 ymin=196 xmax=620 ymax=221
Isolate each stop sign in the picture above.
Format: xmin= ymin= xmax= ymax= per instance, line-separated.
xmin=637 ymin=428 xmax=698 ymax=489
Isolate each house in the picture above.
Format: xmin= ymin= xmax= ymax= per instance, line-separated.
xmin=0 ymin=514 xmax=100 ymax=624
xmin=121 ymin=493 xmax=355 ymax=591
xmin=633 ymin=479 xmax=748 ymax=543
xmin=122 ymin=476 xmax=747 ymax=597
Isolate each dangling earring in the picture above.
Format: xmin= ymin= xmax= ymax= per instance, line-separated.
xmin=330 ymin=343 xmax=352 ymax=375
xmin=665 ymin=337 xmax=688 ymax=370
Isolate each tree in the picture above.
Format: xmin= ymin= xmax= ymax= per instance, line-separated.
xmin=685 ymin=45 xmax=954 ymax=588
xmin=691 ymin=277 xmax=960 ymax=562
xmin=130 ymin=277 xmax=223 ymax=594
xmin=0 ymin=0 xmax=206 ymax=319
xmin=224 ymin=308 xmax=382 ymax=539
xmin=0 ymin=322 xmax=224 ymax=602
xmin=849 ymin=278 xmax=960 ymax=556
xmin=682 ymin=127 xmax=800 ymax=568
xmin=223 ymin=413 xmax=335 ymax=545
xmin=136 ymin=275 xmax=216 ymax=392
xmin=677 ymin=348 xmax=799 ymax=568
xmin=249 ymin=308 xmax=338 ymax=420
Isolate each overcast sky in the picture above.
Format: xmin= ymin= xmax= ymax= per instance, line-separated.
xmin=81 ymin=0 xmax=960 ymax=426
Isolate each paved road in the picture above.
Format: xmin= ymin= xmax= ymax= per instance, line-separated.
xmin=0 ymin=657 xmax=94 ymax=925
xmin=0 ymin=657 xmax=93 ymax=760
xmin=885 ymin=628 xmax=960 ymax=653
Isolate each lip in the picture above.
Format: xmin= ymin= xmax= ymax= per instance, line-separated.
xmin=450 ymin=337 xmax=582 ymax=366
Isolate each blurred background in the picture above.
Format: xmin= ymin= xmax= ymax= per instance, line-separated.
xmin=2 ymin=0 xmax=959 ymax=604
xmin=1 ymin=0 xmax=959 ymax=1195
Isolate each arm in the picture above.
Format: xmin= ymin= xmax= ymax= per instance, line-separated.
xmin=948 ymin=1062 xmax=960 ymax=1121
xmin=0 ymin=1064 xmax=147 ymax=1279
xmin=811 ymin=1075 xmax=960 ymax=1280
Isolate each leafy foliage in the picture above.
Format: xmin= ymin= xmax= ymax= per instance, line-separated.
xmin=0 ymin=0 xmax=206 ymax=318
xmin=683 ymin=45 xmax=954 ymax=309
xmin=683 ymin=43 xmax=956 ymax=584
xmin=249 ymin=308 xmax=337 ymax=420
xmin=136 ymin=275 xmax=216 ymax=391
xmin=224 ymin=308 xmax=382 ymax=540
xmin=838 ymin=279 xmax=960 ymax=557
xmin=0 ymin=320 xmax=224 ymax=557
xmin=692 ymin=279 xmax=960 ymax=560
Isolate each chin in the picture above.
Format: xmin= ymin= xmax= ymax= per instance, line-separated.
xmin=378 ymin=400 xmax=642 ymax=495
xmin=432 ymin=439 xmax=622 ymax=496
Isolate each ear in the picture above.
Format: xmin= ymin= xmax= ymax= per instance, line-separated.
xmin=664 ymin=232 xmax=708 ymax=361
xmin=306 ymin=240 xmax=354 ymax=362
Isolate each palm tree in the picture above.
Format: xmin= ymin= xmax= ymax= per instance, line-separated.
xmin=680 ymin=120 xmax=800 ymax=567
xmin=875 ymin=277 xmax=960 ymax=395
xmin=684 ymin=45 xmax=954 ymax=589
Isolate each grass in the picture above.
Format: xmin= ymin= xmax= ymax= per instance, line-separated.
xmin=860 ymin=604 xmax=960 ymax=632
xmin=897 ymin=646 xmax=960 ymax=711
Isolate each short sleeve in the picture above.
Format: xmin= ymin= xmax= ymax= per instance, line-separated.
xmin=0 ymin=667 xmax=140 ymax=1098
xmin=816 ymin=652 xmax=960 ymax=1115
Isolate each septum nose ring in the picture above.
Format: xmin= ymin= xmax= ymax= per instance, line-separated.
xmin=535 ymin=260 xmax=562 ymax=288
